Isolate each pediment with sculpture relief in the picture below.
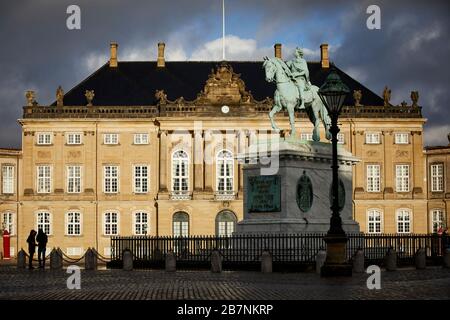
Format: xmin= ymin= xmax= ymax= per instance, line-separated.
xmin=155 ymin=62 xmax=272 ymax=107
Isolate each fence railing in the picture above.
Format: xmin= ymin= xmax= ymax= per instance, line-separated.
xmin=109 ymin=233 xmax=448 ymax=269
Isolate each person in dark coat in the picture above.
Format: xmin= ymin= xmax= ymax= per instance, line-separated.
xmin=26 ymin=230 xmax=37 ymax=269
xmin=36 ymin=228 xmax=48 ymax=268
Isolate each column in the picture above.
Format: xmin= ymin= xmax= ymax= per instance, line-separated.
xmin=204 ymin=130 xmax=213 ymax=192
xmin=159 ymin=130 xmax=168 ymax=192
xmin=193 ymin=131 xmax=204 ymax=191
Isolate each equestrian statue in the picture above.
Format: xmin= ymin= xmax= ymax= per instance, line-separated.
xmin=263 ymin=47 xmax=331 ymax=141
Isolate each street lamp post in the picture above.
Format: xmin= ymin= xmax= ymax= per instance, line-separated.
xmin=318 ymin=68 xmax=352 ymax=277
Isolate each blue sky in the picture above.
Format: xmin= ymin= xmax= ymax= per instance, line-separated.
xmin=0 ymin=0 xmax=448 ymax=147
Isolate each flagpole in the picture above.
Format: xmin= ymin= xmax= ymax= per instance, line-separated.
xmin=222 ymin=0 xmax=225 ymax=60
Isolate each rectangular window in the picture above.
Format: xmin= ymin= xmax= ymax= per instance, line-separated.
xmin=431 ymin=209 xmax=445 ymax=233
xmin=431 ymin=164 xmax=444 ymax=192
xmin=397 ymin=210 xmax=411 ymax=234
xmin=2 ymin=165 xmax=14 ymax=194
xmin=365 ymin=133 xmax=380 ymax=144
xmin=37 ymin=133 xmax=52 ymax=145
xmin=134 ymin=133 xmax=149 ymax=145
xmin=337 ymin=133 xmax=345 ymax=144
xmin=104 ymin=212 xmax=118 ymax=235
xmin=133 ymin=165 xmax=148 ymax=193
xmin=396 ymin=164 xmax=410 ymax=192
xmin=367 ymin=210 xmax=382 ymax=234
xmin=67 ymin=133 xmax=82 ymax=145
xmin=367 ymin=165 xmax=381 ymax=192
xmin=37 ymin=212 xmax=51 ymax=235
xmin=67 ymin=166 xmax=82 ymax=193
xmin=2 ymin=212 xmax=15 ymax=235
xmin=300 ymin=133 xmax=313 ymax=141
xmin=134 ymin=212 xmax=148 ymax=235
xmin=104 ymin=166 xmax=119 ymax=193
xmin=395 ymin=133 xmax=409 ymax=144
xmin=37 ymin=165 xmax=51 ymax=193
xmin=103 ymin=133 xmax=119 ymax=145
xmin=66 ymin=212 xmax=82 ymax=235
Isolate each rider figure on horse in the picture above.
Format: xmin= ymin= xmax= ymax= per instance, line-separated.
xmin=286 ymin=47 xmax=311 ymax=110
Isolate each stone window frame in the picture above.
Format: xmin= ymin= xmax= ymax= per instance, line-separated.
xmin=396 ymin=208 xmax=412 ymax=234
xmin=132 ymin=164 xmax=149 ymax=194
xmin=133 ymin=133 xmax=149 ymax=145
xmin=394 ymin=132 xmax=409 ymax=145
xmin=66 ymin=132 xmax=83 ymax=145
xmin=171 ymin=150 xmax=190 ymax=193
xmin=366 ymin=163 xmax=381 ymax=193
xmin=36 ymin=211 xmax=52 ymax=236
xmin=1 ymin=164 xmax=15 ymax=195
xmin=36 ymin=164 xmax=52 ymax=194
xmin=133 ymin=210 xmax=149 ymax=235
xmin=103 ymin=211 xmax=120 ymax=236
xmin=103 ymin=133 xmax=119 ymax=145
xmin=103 ymin=165 xmax=120 ymax=194
xmin=215 ymin=210 xmax=237 ymax=237
xmin=66 ymin=165 xmax=83 ymax=194
xmin=216 ymin=149 xmax=234 ymax=193
xmin=395 ymin=163 xmax=410 ymax=193
xmin=65 ymin=211 xmax=83 ymax=236
xmin=366 ymin=208 xmax=383 ymax=234
xmin=365 ymin=132 xmax=381 ymax=145
xmin=2 ymin=211 xmax=16 ymax=236
xmin=430 ymin=162 xmax=444 ymax=193
xmin=36 ymin=132 xmax=53 ymax=145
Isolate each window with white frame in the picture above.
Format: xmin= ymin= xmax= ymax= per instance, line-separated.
xmin=2 ymin=165 xmax=14 ymax=194
xmin=103 ymin=165 xmax=119 ymax=193
xmin=365 ymin=133 xmax=380 ymax=144
xmin=337 ymin=133 xmax=345 ymax=144
xmin=134 ymin=211 xmax=148 ymax=235
xmin=172 ymin=150 xmax=189 ymax=192
xmin=66 ymin=211 xmax=82 ymax=236
xmin=103 ymin=133 xmax=119 ymax=145
xmin=366 ymin=164 xmax=381 ymax=192
xmin=217 ymin=150 xmax=233 ymax=192
xmin=133 ymin=165 xmax=148 ymax=193
xmin=103 ymin=212 xmax=119 ymax=236
xmin=37 ymin=165 xmax=51 ymax=193
xmin=216 ymin=211 xmax=237 ymax=237
xmin=395 ymin=133 xmax=409 ymax=144
xmin=36 ymin=212 xmax=51 ymax=235
xmin=367 ymin=209 xmax=382 ymax=234
xmin=396 ymin=209 xmax=411 ymax=234
xmin=67 ymin=133 xmax=82 ymax=145
xmin=67 ymin=165 xmax=82 ymax=193
xmin=300 ymin=133 xmax=313 ymax=141
xmin=396 ymin=164 xmax=410 ymax=192
xmin=134 ymin=133 xmax=149 ymax=145
xmin=2 ymin=212 xmax=15 ymax=235
xmin=431 ymin=164 xmax=444 ymax=192
xmin=37 ymin=133 xmax=52 ymax=145
xmin=173 ymin=212 xmax=189 ymax=237
xmin=431 ymin=209 xmax=445 ymax=233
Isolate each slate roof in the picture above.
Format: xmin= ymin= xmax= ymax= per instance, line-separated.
xmin=55 ymin=61 xmax=384 ymax=107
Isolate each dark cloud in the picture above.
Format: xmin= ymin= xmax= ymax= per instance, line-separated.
xmin=0 ymin=0 xmax=448 ymax=147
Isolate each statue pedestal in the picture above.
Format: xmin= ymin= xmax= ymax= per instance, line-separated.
xmin=236 ymin=138 xmax=360 ymax=234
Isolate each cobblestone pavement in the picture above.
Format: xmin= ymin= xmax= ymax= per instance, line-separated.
xmin=0 ymin=266 xmax=449 ymax=300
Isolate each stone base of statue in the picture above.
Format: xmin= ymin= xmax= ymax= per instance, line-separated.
xmin=235 ymin=137 xmax=360 ymax=234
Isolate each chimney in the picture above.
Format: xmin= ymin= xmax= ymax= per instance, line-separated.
xmin=274 ymin=43 xmax=282 ymax=59
xmin=109 ymin=42 xmax=118 ymax=68
xmin=157 ymin=42 xmax=166 ymax=68
xmin=320 ymin=43 xmax=329 ymax=68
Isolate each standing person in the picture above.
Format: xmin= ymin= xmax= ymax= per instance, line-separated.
xmin=26 ymin=230 xmax=37 ymax=269
xmin=36 ymin=228 xmax=48 ymax=269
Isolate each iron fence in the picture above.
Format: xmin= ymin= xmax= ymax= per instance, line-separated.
xmin=108 ymin=233 xmax=447 ymax=270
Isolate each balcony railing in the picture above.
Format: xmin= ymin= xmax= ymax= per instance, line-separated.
xmin=170 ymin=191 xmax=192 ymax=200
xmin=214 ymin=191 xmax=236 ymax=200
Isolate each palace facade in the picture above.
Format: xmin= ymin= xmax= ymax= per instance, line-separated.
xmin=0 ymin=42 xmax=448 ymax=258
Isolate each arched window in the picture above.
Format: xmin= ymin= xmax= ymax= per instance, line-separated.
xmin=172 ymin=150 xmax=189 ymax=192
xmin=216 ymin=150 xmax=234 ymax=192
xmin=431 ymin=209 xmax=445 ymax=233
xmin=367 ymin=209 xmax=382 ymax=234
xmin=216 ymin=211 xmax=237 ymax=237
xmin=2 ymin=212 xmax=15 ymax=235
xmin=134 ymin=211 xmax=149 ymax=235
xmin=173 ymin=212 xmax=189 ymax=237
xmin=36 ymin=211 xmax=52 ymax=235
xmin=396 ymin=209 xmax=412 ymax=234
xmin=66 ymin=211 xmax=82 ymax=235
xmin=103 ymin=211 xmax=119 ymax=236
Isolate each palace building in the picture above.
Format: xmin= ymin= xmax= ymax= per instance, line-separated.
xmin=0 ymin=42 xmax=448 ymax=258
